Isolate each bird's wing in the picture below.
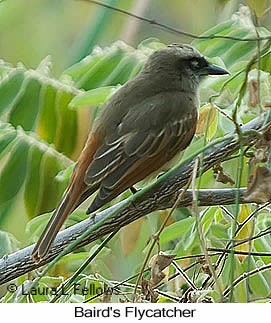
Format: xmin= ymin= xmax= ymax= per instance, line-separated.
xmin=84 ymin=91 xmax=197 ymax=212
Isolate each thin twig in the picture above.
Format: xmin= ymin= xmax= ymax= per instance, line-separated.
xmin=85 ymin=259 xmax=202 ymax=303
xmin=207 ymin=248 xmax=271 ymax=257
xmin=204 ymin=227 xmax=271 ymax=290
xmin=209 ymin=44 xmax=271 ymax=109
xmin=214 ymin=105 xmax=234 ymax=123
xmin=219 ymin=205 xmax=239 ymax=224
xmin=84 ymin=269 xmax=150 ymax=303
xmin=172 ymin=260 xmax=198 ymax=290
xmin=120 ymin=0 xmax=152 ymax=43
xmin=223 ymin=263 xmax=271 ymax=298
xmin=174 ymin=252 xmax=221 ymax=261
xmin=246 ymin=205 xmax=257 ymax=302
xmin=132 ymin=169 xmax=194 ymax=300
xmin=80 ymin=0 xmax=271 ymax=42
xmin=50 ymin=230 xmax=119 ymax=303
xmin=155 ymin=290 xmax=182 ymax=302
xmin=203 ymin=203 xmax=271 ymax=289
xmin=235 ymin=202 xmax=271 ymax=236
xmin=192 ymin=156 xmax=223 ymax=298
xmin=254 ymin=12 xmax=263 ymax=113
xmin=233 ymin=227 xmax=271 ymax=248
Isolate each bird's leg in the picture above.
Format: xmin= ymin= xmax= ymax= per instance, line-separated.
xmin=130 ymin=186 xmax=139 ymax=194
xmin=129 ymin=186 xmax=141 ymax=211
xmin=157 ymin=171 xmax=166 ymax=179
xmin=89 ymin=212 xmax=97 ymax=223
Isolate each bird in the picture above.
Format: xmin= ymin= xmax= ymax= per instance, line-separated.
xmin=32 ymin=43 xmax=228 ymax=263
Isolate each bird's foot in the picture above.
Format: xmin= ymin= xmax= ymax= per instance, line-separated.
xmin=89 ymin=212 xmax=97 ymax=224
xmin=130 ymin=186 xmax=140 ymax=194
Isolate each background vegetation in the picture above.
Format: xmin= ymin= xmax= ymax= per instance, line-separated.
xmin=0 ymin=0 xmax=271 ymax=303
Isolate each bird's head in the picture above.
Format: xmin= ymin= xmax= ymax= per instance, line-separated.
xmin=142 ymin=43 xmax=228 ymax=92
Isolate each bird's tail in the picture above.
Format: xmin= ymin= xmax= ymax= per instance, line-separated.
xmin=31 ymin=132 xmax=103 ymax=263
xmin=31 ymin=186 xmax=80 ymax=263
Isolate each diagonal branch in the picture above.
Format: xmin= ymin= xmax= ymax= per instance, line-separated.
xmin=0 ymin=113 xmax=268 ymax=285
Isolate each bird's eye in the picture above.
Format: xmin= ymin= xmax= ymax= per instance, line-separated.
xmin=188 ymin=57 xmax=208 ymax=71
xmin=189 ymin=58 xmax=201 ymax=70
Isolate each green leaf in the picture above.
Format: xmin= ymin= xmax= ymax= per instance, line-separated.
xmin=200 ymin=206 xmax=217 ymax=234
xmin=9 ymin=76 xmax=42 ymax=131
xmin=24 ymin=145 xmax=44 ymax=217
xmin=57 ymin=252 xmax=90 ymax=265
xmin=55 ymin=164 xmax=74 ymax=185
xmin=39 ymin=276 xmax=64 ymax=285
xmin=242 ymin=257 xmax=270 ymax=297
xmin=28 ymin=151 xmax=64 ymax=219
xmin=53 ymin=89 xmax=78 ymax=157
xmin=246 ymin=0 xmax=268 ymax=18
xmin=0 ymin=121 xmax=72 ymax=220
xmin=0 ymin=230 xmax=19 ymax=257
xmin=36 ymin=83 xmax=57 ymax=144
xmin=0 ymin=132 xmax=29 ymax=205
xmin=74 ymin=42 xmax=127 ymax=90
xmin=209 ymin=223 xmax=230 ymax=240
xmin=0 ymin=59 xmax=14 ymax=77
xmin=25 ymin=212 xmax=52 ymax=239
xmin=0 ymin=57 xmax=82 ymax=159
xmin=70 ymin=86 xmax=118 ymax=108
xmin=160 ymin=217 xmax=195 ymax=245
xmin=0 ymin=123 xmax=17 ymax=156
xmin=62 ymin=39 xmax=164 ymax=91
xmin=0 ymin=69 xmax=24 ymax=114
xmin=193 ymin=6 xmax=271 ymax=108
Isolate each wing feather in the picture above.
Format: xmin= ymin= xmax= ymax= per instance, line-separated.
xmin=84 ymin=91 xmax=198 ymax=213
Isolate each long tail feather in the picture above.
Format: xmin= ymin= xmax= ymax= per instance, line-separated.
xmin=31 ymin=132 xmax=103 ymax=263
xmin=31 ymin=188 xmax=80 ymax=263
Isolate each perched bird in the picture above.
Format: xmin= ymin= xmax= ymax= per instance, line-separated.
xmin=32 ymin=44 xmax=228 ymax=263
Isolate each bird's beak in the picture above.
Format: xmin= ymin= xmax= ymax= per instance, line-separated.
xmin=201 ymin=62 xmax=229 ymax=76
